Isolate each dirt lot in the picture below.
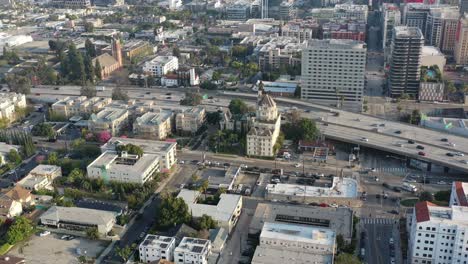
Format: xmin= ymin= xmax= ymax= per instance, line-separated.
xmin=234 ymin=172 xmax=259 ymax=189
xmin=10 ymin=233 xmax=107 ymax=264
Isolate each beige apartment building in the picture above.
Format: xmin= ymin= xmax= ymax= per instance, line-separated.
xmin=88 ymin=107 xmax=129 ymax=136
xmin=133 ymin=110 xmax=173 ymax=140
xmin=0 ymin=92 xmax=26 ymax=122
xmin=175 ymin=107 xmax=206 ymax=135
xmin=51 ymin=96 xmax=112 ymax=118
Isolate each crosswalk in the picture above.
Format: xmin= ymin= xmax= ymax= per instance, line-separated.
xmin=374 ymin=168 xmax=408 ymax=173
xmin=362 ymin=218 xmax=397 ymax=225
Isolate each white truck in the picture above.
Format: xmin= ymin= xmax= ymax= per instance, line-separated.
xmin=96 ymin=86 xmax=106 ymax=91
xmin=402 ymin=182 xmax=418 ymax=193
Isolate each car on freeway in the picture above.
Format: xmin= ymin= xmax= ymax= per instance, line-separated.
xmin=395 ymin=130 xmax=401 ymax=134
xmin=461 ymin=160 xmax=468 ymax=164
xmin=294 ymin=163 xmax=301 ymax=168
xmin=408 ymin=140 xmax=415 ymax=144
xmin=446 ymin=153 xmax=454 ymax=157
xmin=455 ymin=152 xmax=465 ymax=157
xmin=330 ymin=203 xmax=338 ymax=208
xmin=418 ymin=151 xmax=426 ymax=156
xmin=223 ymin=162 xmax=230 ymax=167
xmin=145 ymin=92 xmax=150 ymax=94
xmin=39 ymin=231 xmax=50 ymax=237
xmin=393 ymin=187 xmax=401 ymax=193
xmin=166 ymin=93 xmax=171 ymax=95
xmin=370 ymin=168 xmax=376 ymax=172
xmin=441 ymin=138 xmax=448 ymax=142
xmin=389 ymin=238 xmax=394 ymax=244
xmin=360 ymin=137 xmax=369 ymax=142
xmin=166 ymin=97 xmax=172 ymax=99
xmin=437 ymin=181 xmax=448 ymax=185
xmin=416 ymin=145 xmax=425 ymax=150
xmin=448 ymin=142 xmax=456 ymax=147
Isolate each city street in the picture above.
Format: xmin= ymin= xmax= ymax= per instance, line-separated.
xmin=361 ymin=217 xmax=401 ymax=264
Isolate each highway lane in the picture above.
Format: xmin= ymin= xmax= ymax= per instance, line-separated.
xmin=321 ymin=123 xmax=468 ymax=173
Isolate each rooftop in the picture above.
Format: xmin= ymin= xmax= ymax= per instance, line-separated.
xmin=134 ymin=110 xmax=172 ymax=126
xmin=176 ymin=237 xmax=210 ymax=255
xmin=261 ymin=222 xmax=335 ymax=246
xmin=40 ymin=206 xmax=116 ymax=226
xmin=29 ymin=164 xmax=61 ymax=176
xmin=102 ymin=137 xmax=176 ymax=154
xmin=148 ymin=55 xmax=178 ymax=64
xmin=453 ymin=181 xmax=468 ymax=206
xmin=140 ymin=234 xmax=175 ymax=249
xmin=266 ymin=177 xmax=358 ymax=198
xmin=415 ymin=201 xmax=468 ymax=225
xmin=422 ymin=46 xmax=443 ymax=56
xmin=88 ymin=151 xmax=160 ymax=175
xmin=90 ymin=107 xmax=128 ymax=123
xmin=251 ymin=246 xmax=333 ymax=264
xmin=306 ymin=39 xmax=366 ymax=50
xmin=177 ymin=189 xmax=242 ymax=222
xmin=394 ymin=26 xmax=424 ymax=39
xmin=0 ymin=142 xmax=19 ymax=154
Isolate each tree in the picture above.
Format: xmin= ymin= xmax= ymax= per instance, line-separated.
xmin=229 ymin=99 xmax=249 ymax=115
xmin=198 ymin=179 xmax=209 ymax=198
xmin=419 ymin=191 xmax=434 ymax=202
xmin=47 ymin=152 xmax=59 ymax=165
xmin=231 ymin=45 xmax=248 ymax=58
xmin=85 ymin=38 xmax=96 ymax=57
xmin=197 ymin=214 xmax=217 ymax=230
xmin=7 ymin=149 xmax=22 ymax=165
xmin=83 ymin=54 xmax=95 ymax=84
xmin=446 ymin=80 xmax=456 ymax=94
xmin=5 ymin=75 xmax=31 ymax=95
xmin=410 ymin=109 xmax=421 ymax=125
xmin=206 ymin=112 xmax=221 ymax=125
xmin=5 ymin=216 xmax=34 ymax=245
xmin=115 ymin=245 xmax=133 ymax=262
xmin=200 ymin=81 xmax=217 ymax=90
xmin=80 ymin=85 xmax=97 ymax=98
xmin=86 ymin=227 xmax=99 ymax=240
xmin=434 ymin=190 xmax=451 ymax=202
xmin=111 ymin=87 xmax=129 ymax=101
xmin=336 ymin=234 xmax=345 ymax=252
xmin=95 ymin=59 xmax=102 ymax=80
xmin=180 ymin=91 xmax=202 ymax=106
xmin=335 ymin=253 xmax=362 ymax=264
xmin=282 ymin=118 xmax=319 ymax=143
xmin=156 ymin=195 xmax=191 ymax=228
xmin=116 ymin=144 xmax=144 ymax=157
xmin=84 ymin=22 xmax=94 ymax=32
xmin=212 ymin=71 xmax=221 ymax=81
xmin=31 ymin=123 xmax=55 ymax=138
xmin=67 ymin=168 xmax=85 ymax=185
xmin=173 ymin=46 xmax=180 ymax=58
xmin=294 ymin=85 xmax=301 ymax=98
xmin=96 ymin=131 xmax=112 ymax=143
xmin=64 ymin=43 xmax=86 ymax=84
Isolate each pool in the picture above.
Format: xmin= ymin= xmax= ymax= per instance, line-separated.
xmin=426 ymin=70 xmax=435 ymax=78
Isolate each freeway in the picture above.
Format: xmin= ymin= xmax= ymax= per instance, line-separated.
xmin=321 ymin=123 xmax=468 ymax=173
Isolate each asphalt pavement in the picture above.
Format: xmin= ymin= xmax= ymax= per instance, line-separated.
xmin=361 ymin=217 xmax=401 ymax=264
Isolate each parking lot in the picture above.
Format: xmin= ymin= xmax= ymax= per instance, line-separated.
xmin=10 ymin=233 xmax=108 ymax=264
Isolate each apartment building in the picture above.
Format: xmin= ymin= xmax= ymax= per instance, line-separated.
xmin=455 ymin=14 xmax=468 ymax=65
xmin=18 ymin=164 xmax=62 ymax=191
xmin=333 ymin=3 xmax=368 ymax=21
xmin=257 ymin=37 xmax=304 ymax=71
xmin=174 ymin=237 xmax=211 ymax=264
xmin=252 ymin=222 xmax=336 ymax=264
xmin=322 ymin=21 xmax=366 ymax=42
xmin=51 ymin=0 xmax=91 ymax=8
xmin=175 ymin=107 xmax=206 ymax=135
xmin=51 ymin=96 xmax=112 ymax=118
xmin=0 ymin=92 xmax=26 ymax=122
xmin=101 ymin=137 xmax=177 ymax=172
xmin=449 ymin=181 xmax=468 ymax=207
xmin=139 ymin=235 xmax=176 ymax=263
xmin=143 ymin=56 xmax=179 ymax=77
xmin=121 ymin=40 xmax=154 ymax=63
xmin=226 ymin=3 xmax=251 ymax=20
xmin=408 ymin=202 xmax=468 ymax=264
xmin=425 ymin=6 xmax=459 ymax=53
xmin=382 ymin=4 xmax=401 ymax=54
xmin=88 ymin=107 xmax=129 ymax=136
xmin=389 ymin=26 xmax=424 ymax=98
xmin=301 ymin=39 xmax=366 ymax=112
xmin=281 ymin=19 xmax=320 ymax=42
xmin=246 ymin=91 xmax=281 ymax=157
xmin=403 ymin=3 xmax=431 ymax=36
xmin=87 ymin=151 xmax=160 ymax=184
xmin=177 ymin=189 xmax=243 ymax=233
xmin=133 ymin=110 xmax=173 ymax=140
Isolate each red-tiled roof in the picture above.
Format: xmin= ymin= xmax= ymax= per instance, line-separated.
xmin=455 ymin=181 xmax=468 ymax=206
xmin=415 ymin=201 xmax=436 ymax=223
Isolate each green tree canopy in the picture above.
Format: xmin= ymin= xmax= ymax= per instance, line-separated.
xmin=7 ymin=149 xmax=22 ymax=165
xmin=228 ymin=99 xmax=249 ymax=115
xmin=80 ymin=85 xmax=97 ymax=98
xmin=196 ymin=214 xmax=217 ymax=230
xmin=85 ymin=38 xmax=96 ymax=57
xmin=86 ymin=227 xmax=99 ymax=240
xmin=283 ymin=118 xmax=319 ymax=143
xmin=156 ymin=195 xmax=191 ymax=229
xmin=419 ymin=191 xmax=434 ymax=202
xmin=31 ymin=123 xmax=55 ymax=138
xmin=115 ymin=245 xmax=133 ymax=262
xmin=434 ymin=190 xmax=451 ymax=202
xmin=200 ymin=81 xmax=217 ymax=90
xmin=111 ymin=87 xmax=129 ymax=101
xmin=180 ymin=91 xmax=202 ymax=106
xmin=335 ymin=253 xmax=362 ymax=264
xmin=5 ymin=216 xmax=34 ymax=245
xmin=116 ymin=144 xmax=144 ymax=157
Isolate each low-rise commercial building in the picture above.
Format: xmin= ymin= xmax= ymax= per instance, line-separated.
xmin=88 ymin=107 xmax=129 ymax=136
xmin=252 ymin=222 xmax=335 ymax=264
xmin=52 ymin=96 xmax=112 ymax=118
xmin=40 ymin=206 xmax=116 ymax=235
xmin=101 ymin=137 xmax=177 ymax=172
xmin=418 ymin=82 xmax=445 ymax=102
xmin=139 ymin=235 xmax=177 ymax=263
xmin=177 ymin=189 xmax=242 ymax=233
xmin=175 ymin=107 xmax=206 ymax=135
xmin=0 ymin=92 xmax=26 ymax=122
xmin=143 ymin=56 xmax=179 ymax=77
xmin=133 ymin=110 xmax=173 ymax=140
xmin=174 ymin=237 xmax=211 ymax=264
xmin=449 ymin=181 xmax=468 ymax=207
xmin=29 ymin=165 xmax=61 ymax=181
xmin=18 ymin=174 xmax=50 ymax=191
xmin=249 ymin=203 xmax=353 ymax=240
xmin=87 ymin=151 xmax=160 ymax=184
xmin=408 ymin=202 xmax=468 ymax=264
xmin=421 ymin=46 xmax=446 ymax=73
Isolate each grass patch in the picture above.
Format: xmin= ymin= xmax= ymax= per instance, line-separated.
xmin=0 ymin=243 xmax=13 ymax=255
xmin=400 ymin=198 xmax=419 ymax=207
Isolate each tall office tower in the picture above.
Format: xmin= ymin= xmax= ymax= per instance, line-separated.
xmin=261 ymin=0 xmax=269 ymax=18
xmin=301 ymin=39 xmax=367 ymax=112
xmin=460 ymin=0 xmax=468 ymax=15
xmin=389 ymin=26 xmax=424 ymax=98
xmin=408 ymin=202 xmax=468 ymax=264
xmin=455 ymin=14 xmax=468 ymax=64
xmin=382 ymin=3 xmax=401 ymax=56
xmin=425 ymin=6 xmax=459 ymax=52
xmin=403 ymin=3 xmax=431 ymax=36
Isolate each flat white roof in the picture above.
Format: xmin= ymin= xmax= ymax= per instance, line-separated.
xmin=261 ymin=222 xmax=335 ymax=246
xmin=252 ymin=246 xmax=333 ymax=264
xmin=176 ymin=237 xmax=210 ymax=255
xmin=266 ymin=177 xmax=358 ymax=198
xmin=102 ymin=137 xmax=176 ymax=154
xmin=139 ymin=234 xmax=175 ymax=249
xmin=88 ymin=151 xmax=159 ymax=174
xmin=0 ymin=142 xmax=19 ymax=154
xmin=29 ymin=164 xmax=61 ymax=176
xmin=40 ymin=206 xmax=115 ymax=226
xmin=177 ymin=189 xmax=242 ymax=222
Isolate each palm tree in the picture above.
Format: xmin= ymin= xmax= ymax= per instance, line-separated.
xmin=228 ymin=133 xmax=238 ymax=147
xmin=214 ymin=130 xmax=224 ymax=152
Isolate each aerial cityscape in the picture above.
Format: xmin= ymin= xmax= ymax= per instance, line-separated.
xmin=0 ymin=0 xmax=468 ymax=263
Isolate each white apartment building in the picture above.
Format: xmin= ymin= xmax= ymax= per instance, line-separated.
xmin=52 ymin=96 xmax=112 ymax=118
xmin=29 ymin=165 xmax=62 ymax=181
xmin=18 ymin=164 xmax=62 ymax=191
xmin=87 ymin=151 xmax=160 ymax=184
xmin=174 ymin=237 xmax=211 ymax=264
xmin=449 ymin=181 xmax=468 ymax=207
xmin=252 ymin=222 xmax=336 ymax=264
xmin=88 ymin=107 xmax=129 ymax=136
xmin=246 ymin=91 xmax=281 ymax=157
xmin=175 ymin=107 xmax=206 ymax=135
xmin=139 ymin=235 xmax=176 ymax=263
xmin=281 ymin=20 xmax=319 ymax=42
xmin=18 ymin=175 xmax=50 ymax=191
xmin=257 ymin=36 xmax=304 ymax=71
xmin=177 ymin=189 xmax=242 ymax=233
xmin=408 ymin=201 xmax=468 ymax=264
xmin=0 ymin=92 xmax=26 ymax=122
xmin=301 ymin=39 xmax=366 ymax=112
xmin=143 ymin=56 xmax=179 ymax=77
xmin=101 ymin=137 xmax=177 ymax=172
xmin=133 ymin=110 xmax=173 ymax=140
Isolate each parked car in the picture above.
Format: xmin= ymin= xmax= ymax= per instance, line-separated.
xmin=40 ymin=231 xmax=51 ymax=237
xmin=455 ymin=152 xmax=465 ymax=157
xmin=361 ymin=137 xmax=369 ymax=142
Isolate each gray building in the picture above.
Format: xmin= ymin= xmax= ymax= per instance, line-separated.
xmin=389 ymin=26 xmax=424 ymax=98
xmin=249 ymin=203 xmax=353 ymax=241
xmin=226 ymin=3 xmax=251 ymax=20
xmin=403 ymin=3 xmax=430 ymax=36
xmin=382 ymin=3 xmax=401 ymax=53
